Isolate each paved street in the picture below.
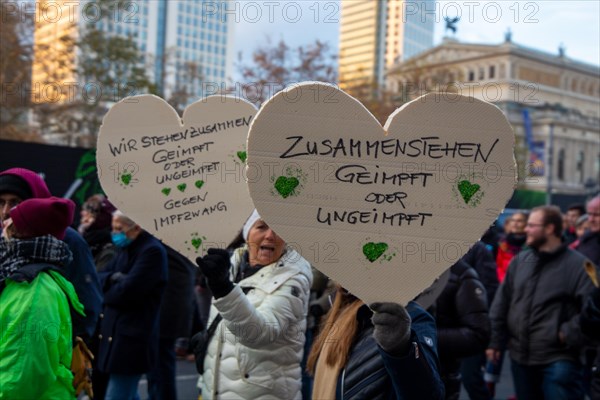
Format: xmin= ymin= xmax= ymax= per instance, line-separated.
xmin=138 ymin=358 xmax=199 ymax=400
xmin=136 ymin=354 xmax=515 ymax=400
xmin=460 ymin=356 xmax=514 ymax=400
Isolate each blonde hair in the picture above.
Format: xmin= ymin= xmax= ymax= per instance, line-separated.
xmin=306 ymin=288 xmax=363 ymax=374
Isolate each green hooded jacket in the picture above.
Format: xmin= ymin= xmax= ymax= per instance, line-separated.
xmin=0 ymin=270 xmax=85 ymax=399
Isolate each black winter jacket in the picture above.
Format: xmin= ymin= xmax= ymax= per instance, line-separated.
xmin=158 ymin=246 xmax=195 ymax=339
xmin=435 ymin=261 xmax=490 ymax=358
xmin=490 ymin=245 xmax=595 ymax=366
xmin=434 ymin=260 xmax=490 ymax=399
xmin=339 ymin=302 xmax=445 ymax=400
xmin=462 ymin=241 xmax=499 ymax=305
xmin=576 ymin=231 xmax=600 ymax=267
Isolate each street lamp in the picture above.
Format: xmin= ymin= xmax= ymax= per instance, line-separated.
xmin=546 ymin=122 xmax=554 ymax=205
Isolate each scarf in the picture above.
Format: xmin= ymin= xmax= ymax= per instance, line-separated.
xmin=312 ymin=300 xmax=363 ymax=400
xmin=239 ymin=250 xmax=263 ymax=280
xmin=0 ymin=235 xmax=72 ymax=282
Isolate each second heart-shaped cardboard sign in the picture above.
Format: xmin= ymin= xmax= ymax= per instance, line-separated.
xmin=247 ymin=83 xmax=516 ymax=304
xmin=97 ymin=95 xmax=256 ymax=261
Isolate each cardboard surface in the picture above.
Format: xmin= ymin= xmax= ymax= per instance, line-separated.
xmin=97 ymin=95 xmax=256 ymax=261
xmin=246 ymin=83 xmax=516 ymax=304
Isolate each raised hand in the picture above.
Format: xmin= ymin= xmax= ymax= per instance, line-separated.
xmin=370 ymin=302 xmax=412 ymax=356
xmin=196 ymin=248 xmax=233 ymax=299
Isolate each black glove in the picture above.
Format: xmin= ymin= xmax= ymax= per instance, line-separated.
xmin=370 ymin=302 xmax=412 ymax=356
xmin=196 ymin=248 xmax=233 ymax=299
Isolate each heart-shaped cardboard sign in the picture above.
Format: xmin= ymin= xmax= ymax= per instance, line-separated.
xmin=97 ymin=95 xmax=256 ymax=261
xmin=246 ymin=82 xmax=516 ymax=304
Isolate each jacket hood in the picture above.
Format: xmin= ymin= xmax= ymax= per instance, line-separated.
xmin=0 ymin=168 xmax=52 ymax=199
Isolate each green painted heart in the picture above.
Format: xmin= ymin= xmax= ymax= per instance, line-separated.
xmin=274 ymin=176 xmax=299 ymax=198
xmin=457 ymin=180 xmax=481 ymax=204
xmin=237 ymin=151 xmax=247 ymax=163
xmin=121 ymin=173 xmax=132 ymax=185
xmin=191 ymin=237 xmax=202 ymax=250
xmin=363 ymin=242 xmax=388 ymax=263
xmin=161 ymin=188 xmax=171 ymax=196
xmin=177 ymin=183 xmax=187 ymax=192
xmin=195 ymin=180 xmax=204 ymax=189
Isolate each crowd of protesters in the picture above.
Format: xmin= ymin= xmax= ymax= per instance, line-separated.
xmin=0 ymin=166 xmax=598 ymax=400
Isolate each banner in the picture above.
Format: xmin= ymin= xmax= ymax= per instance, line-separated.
xmin=529 ymin=141 xmax=545 ymax=176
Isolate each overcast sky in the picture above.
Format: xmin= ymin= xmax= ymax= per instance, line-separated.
xmin=231 ymin=0 xmax=600 ymax=79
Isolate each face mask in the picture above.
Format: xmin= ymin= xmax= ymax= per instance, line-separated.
xmin=111 ymin=231 xmax=133 ymax=248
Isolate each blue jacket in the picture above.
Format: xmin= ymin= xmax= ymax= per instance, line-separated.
xmin=96 ymin=231 xmax=168 ymax=374
xmin=580 ymin=287 xmax=600 ymax=398
xmin=337 ymin=301 xmax=444 ymax=400
xmin=64 ymin=227 xmax=103 ymax=342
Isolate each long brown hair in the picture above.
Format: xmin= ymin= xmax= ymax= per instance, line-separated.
xmin=306 ymin=287 xmax=364 ymax=375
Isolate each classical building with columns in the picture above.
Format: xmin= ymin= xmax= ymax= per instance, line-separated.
xmin=387 ymin=36 xmax=600 ymax=207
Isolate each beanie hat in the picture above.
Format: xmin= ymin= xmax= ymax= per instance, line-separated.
xmin=10 ymin=197 xmax=75 ymax=240
xmin=0 ymin=174 xmax=32 ymax=200
xmin=0 ymin=168 xmax=51 ymax=199
xmin=242 ymin=209 xmax=261 ymax=241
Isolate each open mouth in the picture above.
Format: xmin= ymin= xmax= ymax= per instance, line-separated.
xmin=258 ymin=245 xmax=276 ymax=259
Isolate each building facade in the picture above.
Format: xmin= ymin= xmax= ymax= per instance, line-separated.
xmin=31 ymin=0 xmax=234 ymax=145
xmin=339 ymin=0 xmax=434 ymax=92
xmin=387 ymin=37 xmax=600 ymax=202
xmin=161 ymin=1 xmax=234 ymax=97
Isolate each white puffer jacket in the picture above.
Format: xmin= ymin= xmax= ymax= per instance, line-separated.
xmin=200 ymin=246 xmax=313 ymax=400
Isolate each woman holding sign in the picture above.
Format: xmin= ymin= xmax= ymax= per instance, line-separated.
xmin=306 ymin=287 xmax=445 ymax=399
xmin=193 ymin=210 xmax=313 ymax=399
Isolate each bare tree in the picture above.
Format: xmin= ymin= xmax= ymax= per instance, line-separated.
xmin=344 ymin=67 xmax=400 ymax=125
xmin=235 ymin=38 xmax=337 ymax=106
xmin=166 ymin=60 xmax=204 ymax=115
xmin=0 ymin=0 xmax=43 ymax=142
xmin=27 ymin=0 xmax=156 ymax=146
xmin=235 ymin=38 xmax=402 ymax=125
xmin=75 ymin=26 xmax=156 ymax=138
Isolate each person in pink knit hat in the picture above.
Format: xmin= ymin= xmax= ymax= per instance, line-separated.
xmin=0 ymin=196 xmax=86 ymax=399
xmin=0 ymin=167 xmax=102 ymax=345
